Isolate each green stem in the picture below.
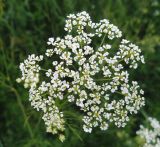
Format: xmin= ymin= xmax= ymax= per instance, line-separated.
xmin=100 ymin=33 xmax=107 ymax=47
xmin=94 ymin=78 xmax=112 ymax=81
xmin=66 ymin=123 xmax=83 ymax=141
xmin=140 ymin=109 xmax=148 ymax=120
xmin=115 ymin=91 xmax=124 ymax=96
xmin=11 ymin=87 xmax=34 ymax=138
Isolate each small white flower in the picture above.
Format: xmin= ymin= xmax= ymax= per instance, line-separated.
xmin=52 ymin=61 xmax=58 ymax=66
xmin=137 ymin=117 xmax=160 ymax=147
xmin=47 ymin=37 xmax=54 ymax=45
xmin=59 ymin=134 xmax=65 ymax=142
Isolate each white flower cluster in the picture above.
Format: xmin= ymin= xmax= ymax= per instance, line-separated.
xmin=17 ymin=11 xmax=145 ymax=142
xmin=137 ymin=117 xmax=160 ymax=147
xmin=17 ymin=54 xmax=43 ymax=88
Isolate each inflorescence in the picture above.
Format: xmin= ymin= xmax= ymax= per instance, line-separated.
xmin=137 ymin=117 xmax=160 ymax=147
xmin=17 ymin=11 xmax=145 ymax=142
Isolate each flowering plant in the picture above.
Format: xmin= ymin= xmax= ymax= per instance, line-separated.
xmin=137 ymin=117 xmax=160 ymax=147
xmin=17 ymin=11 xmax=145 ymax=142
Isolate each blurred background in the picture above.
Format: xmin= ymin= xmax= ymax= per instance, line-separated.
xmin=0 ymin=0 xmax=160 ymax=146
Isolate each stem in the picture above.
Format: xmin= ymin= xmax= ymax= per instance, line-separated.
xmin=100 ymin=33 xmax=107 ymax=47
xmin=66 ymin=123 xmax=83 ymax=141
xmin=95 ymin=34 xmax=107 ymax=52
xmin=140 ymin=109 xmax=148 ymax=120
xmin=11 ymin=87 xmax=34 ymax=138
xmin=94 ymin=78 xmax=112 ymax=81
xmin=115 ymin=91 xmax=124 ymax=96
xmin=41 ymin=68 xmax=48 ymax=72
xmin=59 ymin=93 xmax=70 ymax=108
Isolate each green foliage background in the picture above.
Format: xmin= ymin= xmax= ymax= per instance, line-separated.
xmin=0 ymin=0 xmax=160 ymax=146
